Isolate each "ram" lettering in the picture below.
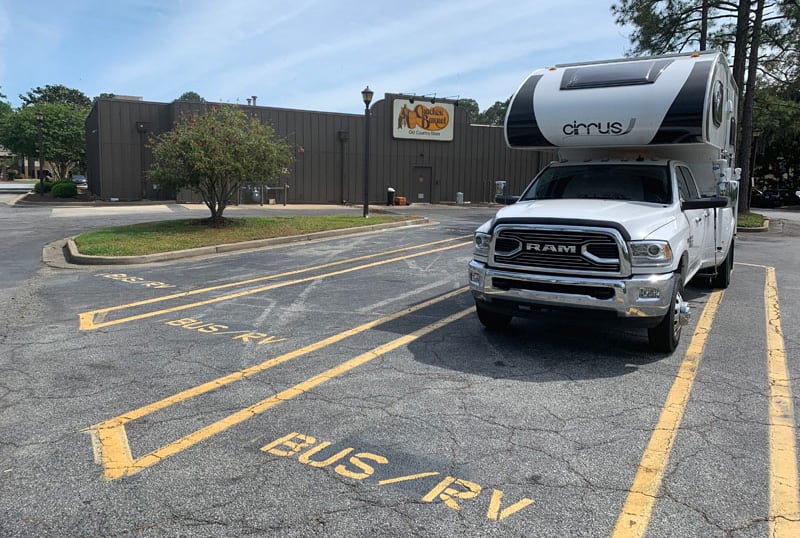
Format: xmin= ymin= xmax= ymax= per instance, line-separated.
xmin=525 ymin=243 xmax=577 ymax=254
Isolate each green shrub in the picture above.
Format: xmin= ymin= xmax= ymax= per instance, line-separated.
xmin=51 ymin=181 xmax=77 ymax=198
xmin=7 ymin=169 xmax=19 ymax=180
xmin=33 ymin=181 xmax=53 ymax=193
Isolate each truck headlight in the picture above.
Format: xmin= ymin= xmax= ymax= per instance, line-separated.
xmin=474 ymin=232 xmax=491 ymax=261
xmin=630 ymin=241 xmax=673 ymax=267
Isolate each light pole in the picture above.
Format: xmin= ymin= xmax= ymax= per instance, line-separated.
xmin=750 ymin=129 xmax=762 ymax=191
xmin=361 ymin=86 xmax=373 ymax=218
xmin=35 ymin=111 xmax=44 ymax=196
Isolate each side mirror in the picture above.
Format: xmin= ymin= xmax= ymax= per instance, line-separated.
xmin=681 ymin=195 xmax=728 ymax=210
xmin=495 ymin=194 xmax=520 ymax=205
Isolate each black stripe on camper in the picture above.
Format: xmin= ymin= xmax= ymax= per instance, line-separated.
xmin=651 ymin=61 xmax=712 ymax=144
xmin=506 ymin=74 xmax=554 ymax=148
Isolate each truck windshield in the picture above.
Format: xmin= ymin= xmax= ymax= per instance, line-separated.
xmin=520 ymin=164 xmax=672 ymax=204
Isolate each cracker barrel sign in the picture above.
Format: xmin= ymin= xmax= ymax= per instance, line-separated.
xmin=392 ymin=99 xmax=455 ymax=141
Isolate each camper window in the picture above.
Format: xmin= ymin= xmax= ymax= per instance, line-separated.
xmin=711 ymin=80 xmax=724 ymax=127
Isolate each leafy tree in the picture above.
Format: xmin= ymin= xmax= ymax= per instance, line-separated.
xmin=756 ymin=0 xmax=800 ymax=177
xmin=759 ymin=0 xmax=800 ymax=85
xmin=19 ymin=84 xmax=91 ymax=108
xmin=477 ymin=98 xmax=511 ymax=126
xmin=610 ymin=0 xmax=797 ymax=212
xmin=611 ymin=0 xmax=716 ymax=54
xmin=0 ymin=103 xmax=89 ymax=180
xmin=0 ymin=108 xmax=35 ymax=158
xmin=92 ymin=92 xmax=116 ymax=103
xmin=458 ymin=97 xmax=512 ymax=125
xmin=0 ymin=96 xmax=11 ymax=179
xmin=148 ymin=105 xmax=294 ymax=224
xmin=458 ymin=99 xmax=480 ymax=122
xmin=178 ymin=91 xmax=205 ymax=102
xmin=0 ymin=86 xmax=9 ymax=118
xmin=753 ymin=82 xmax=800 ymax=191
xmin=0 ymin=90 xmax=15 ymax=179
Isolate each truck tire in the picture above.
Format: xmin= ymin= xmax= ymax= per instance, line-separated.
xmin=476 ymin=303 xmax=512 ymax=330
xmin=648 ymin=272 xmax=684 ymax=353
xmin=710 ymin=239 xmax=734 ymax=289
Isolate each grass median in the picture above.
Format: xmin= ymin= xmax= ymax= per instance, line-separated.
xmin=74 ymin=215 xmax=416 ymax=256
xmin=737 ymin=212 xmax=765 ymax=228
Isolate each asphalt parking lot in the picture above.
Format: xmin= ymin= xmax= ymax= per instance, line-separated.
xmin=1 ymin=201 xmax=799 ymax=537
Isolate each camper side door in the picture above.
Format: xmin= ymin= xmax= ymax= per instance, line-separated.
xmin=676 ymin=166 xmax=708 ymax=274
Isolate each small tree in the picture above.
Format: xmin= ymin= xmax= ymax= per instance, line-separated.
xmin=148 ymin=105 xmax=293 ymax=225
xmin=0 ymin=102 xmax=88 ymax=180
xmin=20 ymin=84 xmax=91 ymax=108
xmin=0 ymin=100 xmax=10 ymax=121
xmin=93 ymin=93 xmax=116 ymax=103
xmin=477 ymin=98 xmax=511 ymax=126
xmin=178 ymin=91 xmax=205 ymax=102
xmin=458 ymin=99 xmax=481 ymax=123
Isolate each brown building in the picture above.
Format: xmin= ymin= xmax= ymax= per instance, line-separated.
xmin=85 ymin=94 xmax=555 ymax=204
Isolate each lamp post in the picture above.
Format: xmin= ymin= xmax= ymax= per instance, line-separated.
xmin=750 ymin=129 xmax=762 ymax=190
xmin=361 ymin=86 xmax=373 ymax=218
xmin=35 ymin=111 xmax=44 ymax=196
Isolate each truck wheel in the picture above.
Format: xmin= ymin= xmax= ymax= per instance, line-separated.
xmin=476 ymin=304 xmax=512 ymax=330
xmin=710 ymin=240 xmax=734 ymax=289
xmin=648 ymin=273 xmax=684 ymax=353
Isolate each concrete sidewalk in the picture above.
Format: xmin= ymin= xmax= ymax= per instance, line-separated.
xmin=758 ymin=207 xmax=800 ymax=223
xmin=0 ymin=181 xmax=36 ymax=194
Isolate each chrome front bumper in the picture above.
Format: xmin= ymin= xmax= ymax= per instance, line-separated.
xmin=468 ymin=260 xmax=677 ymax=319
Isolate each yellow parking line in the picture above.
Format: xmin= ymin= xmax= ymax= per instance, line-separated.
xmin=80 ymin=240 xmax=471 ymax=330
xmin=735 ymin=262 xmax=769 ymax=268
xmin=80 ymin=235 xmax=469 ymax=320
xmin=86 ymin=305 xmax=474 ymax=479
xmin=765 ymin=266 xmax=800 ymax=536
xmin=612 ymin=290 xmax=724 ymax=538
xmin=89 ymin=287 xmax=468 ymax=426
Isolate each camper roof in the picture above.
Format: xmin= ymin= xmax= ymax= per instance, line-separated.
xmin=505 ymin=51 xmax=737 ymax=154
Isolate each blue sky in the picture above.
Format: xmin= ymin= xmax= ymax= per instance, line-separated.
xmin=0 ymin=1 xmax=633 ymax=114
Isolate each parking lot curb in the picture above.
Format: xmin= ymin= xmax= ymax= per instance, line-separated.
xmin=5 ymin=192 xmax=33 ymax=206
xmin=738 ymin=219 xmax=770 ymax=233
xmin=63 ymin=217 xmax=430 ymax=265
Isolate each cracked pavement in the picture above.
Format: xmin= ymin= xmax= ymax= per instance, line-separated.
xmin=0 ymin=200 xmax=799 ymax=536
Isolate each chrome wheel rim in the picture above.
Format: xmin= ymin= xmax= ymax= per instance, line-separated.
xmin=673 ymin=289 xmax=683 ymax=340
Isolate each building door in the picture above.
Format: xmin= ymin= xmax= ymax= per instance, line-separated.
xmin=412 ymin=166 xmax=436 ymax=203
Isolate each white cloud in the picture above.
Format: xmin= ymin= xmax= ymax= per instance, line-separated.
xmin=102 ymin=0 xmax=317 ymax=95
xmin=1 ymin=1 xmax=634 ymax=111
xmin=277 ymin=2 xmax=627 ymax=113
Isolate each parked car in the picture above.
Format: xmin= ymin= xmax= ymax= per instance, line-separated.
xmin=751 ymin=189 xmax=780 ymax=208
xmin=763 ymin=189 xmax=800 ymax=207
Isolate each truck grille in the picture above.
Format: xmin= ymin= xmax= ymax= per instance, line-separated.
xmin=492 ymin=229 xmax=621 ymax=273
xmin=492 ymin=277 xmax=615 ymax=300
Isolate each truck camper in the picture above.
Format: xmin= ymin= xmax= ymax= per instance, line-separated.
xmin=469 ymin=51 xmax=739 ymax=352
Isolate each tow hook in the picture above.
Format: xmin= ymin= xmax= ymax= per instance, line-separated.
xmin=678 ymin=301 xmax=691 ymax=326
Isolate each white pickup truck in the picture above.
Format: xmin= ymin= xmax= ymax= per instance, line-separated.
xmin=468 ymin=51 xmax=739 ymax=352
